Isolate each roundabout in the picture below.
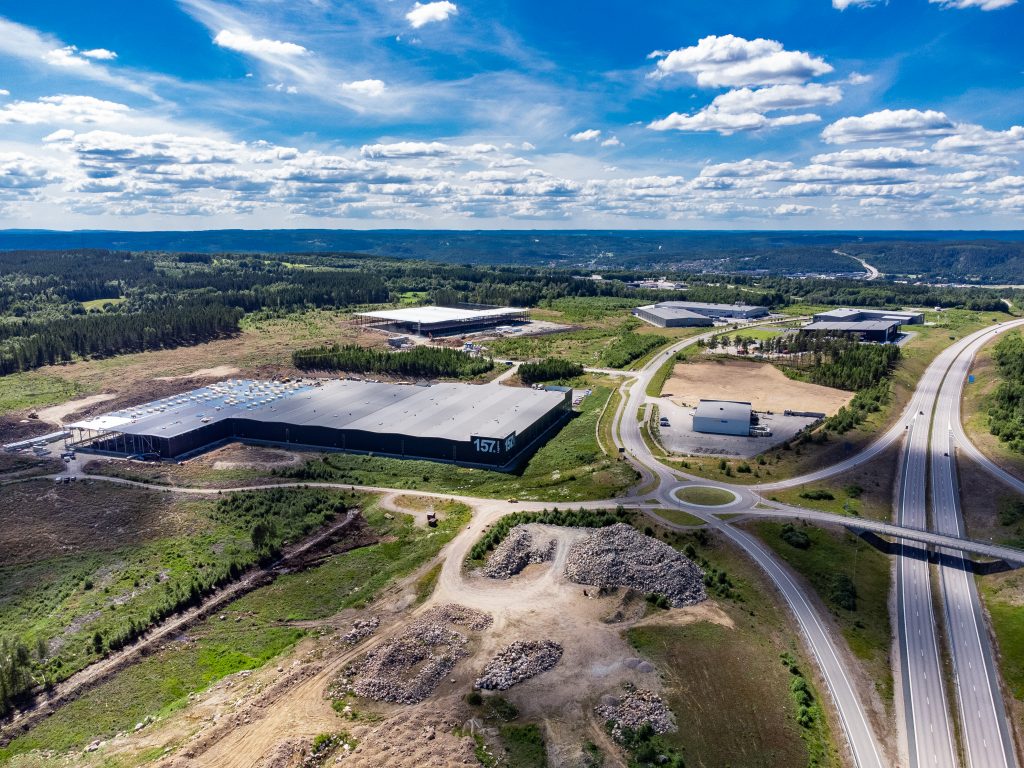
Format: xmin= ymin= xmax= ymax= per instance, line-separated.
xmin=671 ymin=484 xmax=742 ymax=508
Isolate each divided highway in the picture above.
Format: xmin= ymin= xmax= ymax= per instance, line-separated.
xmin=931 ymin=328 xmax=1018 ymax=768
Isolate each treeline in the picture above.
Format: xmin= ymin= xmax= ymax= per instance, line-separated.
xmin=752 ymin=333 xmax=901 ymax=391
xmin=601 ymin=331 xmax=665 ymax=368
xmin=0 ymin=302 xmax=242 ymax=375
xmin=0 ymin=636 xmax=34 ymax=716
xmin=989 ymin=332 xmax=1024 ymax=453
xmin=292 ymin=344 xmax=493 ymax=379
xmin=519 ymin=358 xmax=584 ymax=384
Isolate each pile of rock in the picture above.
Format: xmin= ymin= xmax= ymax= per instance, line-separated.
xmin=474 ymin=640 xmax=563 ymax=690
xmin=343 ymin=604 xmax=492 ymax=704
xmin=596 ymin=687 xmax=676 ymax=743
xmin=483 ymin=525 xmax=556 ymax=579
xmin=564 ymin=523 xmax=706 ymax=607
xmin=341 ymin=617 xmax=379 ymax=645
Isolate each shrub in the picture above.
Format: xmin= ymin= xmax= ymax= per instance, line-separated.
xmin=799 ymin=489 xmax=835 ymax=501
xmin=780 ymin=524 xmax=811 ymax=549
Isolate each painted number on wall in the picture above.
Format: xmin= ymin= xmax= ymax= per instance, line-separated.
xmin=473 ymin=438 xmax=501 ymax=453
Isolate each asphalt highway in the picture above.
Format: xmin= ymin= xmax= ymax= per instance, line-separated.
xmin=615 ymin=331 xmax=888 ymax=768
xmin=931 ymin=328 xmax=1018 ymax=768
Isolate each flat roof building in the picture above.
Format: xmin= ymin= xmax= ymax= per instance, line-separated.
xmin=356 ymin=304 xmax=529 ymax=336
xmin=633 ymin=301 xmax=768 ymax=327
xmin=68 ymin=378 xmax=570 ymax=471
xmin=800 ymin=320 xmax=900 ymax=343
xmin=812 ymin=307 xmax=924 ymax=325
xmin=633 ymin=304 xmax=714 ymax=328
xmin=692 ymin=399 xmax=753 ymax=437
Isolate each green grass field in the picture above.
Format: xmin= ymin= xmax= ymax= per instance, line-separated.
xmin=649 ymin=508 xmax=706 ymax=526
xmin=0 ymin=486 xmax=372 ymax=692
xmin=0 ymin=372 xmax=81 ymax=415
xmin=81 ymin=297 xmax=126 ymax=312
xmin=675 ymin=486 xmax=736 ymax=506
xmin=0 ymin=500 xmax=467 ymax=762
xmin=750 ymin=521 xmax=893 ymax=703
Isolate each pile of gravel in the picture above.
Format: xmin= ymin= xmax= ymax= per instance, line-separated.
xmin=596 ymin=687 xmax=676 ymax=743
xmin=343 ymin=604 xmax=492 ymax=704
xmin=564 ymin=523 xmax=706 ymax=607
xmin=341 ymin=617 xmax=379 ymax=645
xmin=474 ymin=640 xmax=563 ymax=690
xmin=483 ymin=525 xmax=556 ymax=579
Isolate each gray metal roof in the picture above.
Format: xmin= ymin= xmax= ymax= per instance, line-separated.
xmin=803 ymin=320 xmax=898 ymax=333
xmin=636 ymin=304 xmax=709 ymax=321
xmin=653 ymin=301 xmax=765 ymax=314
xmin=813 ymin=307 xmax=923 ymax=323
xmin=356 ymin=306 xmax=526 ymax=324
xmin=694 ymin=399 xmax=752 ymax=421
xmin=71 ymin=378 xmax=566 ymax=442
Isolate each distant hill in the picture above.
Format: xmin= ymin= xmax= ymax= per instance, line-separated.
xmin=1 ymin=229 xmax=1023 ymax=282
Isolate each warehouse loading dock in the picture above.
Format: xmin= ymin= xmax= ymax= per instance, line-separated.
xmin=68 ymin=378 xmax=572 ymax=471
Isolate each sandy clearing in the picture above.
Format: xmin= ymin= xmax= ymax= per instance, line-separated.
xmin=34 ymin=393 xmax=117 ymax=425
xmin=155 ymin=365 xmax=240 ymax=381
xmin=663 ymin=359 xmax=853 ymax=415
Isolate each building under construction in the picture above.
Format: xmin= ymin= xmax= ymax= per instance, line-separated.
xmin=67 ymin=378 xmax=571 ymax=471
xmin=355 ymin=303 xmax=529 ymax=337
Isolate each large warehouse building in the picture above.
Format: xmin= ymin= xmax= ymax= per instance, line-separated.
xmin=634 ymin=301 xmax=768 ymax=327
xmin=692 ymin=399 xmax=754 ymax=436
xmin=800 ymin=319 xmax=900 ymax=343
xmin=68 ymin=378 xmax=571 ymax=471
xmin=356 ymin=304 xmax=529 ymax=336
xmin=811 ymin=307 xmax=924 ymax=325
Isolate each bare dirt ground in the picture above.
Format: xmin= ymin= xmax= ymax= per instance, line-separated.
xmin=209 ymin=444 xmax=304 ymax=471
xmin=67 ymin=500 xmax=727 ymax=768
xmin=664 ymin=359 xmax=853 ymax=415
xmin=0 ymin=480 xmax=190 ymax=566
xmin=156 ymin=366 xmax=241 ymax=382
xmin=34 ymin=394 xmax=118 ymax=425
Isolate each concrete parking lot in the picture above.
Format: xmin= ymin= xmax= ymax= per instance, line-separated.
xmin=652 ymin=399 xmax=817 ymax=458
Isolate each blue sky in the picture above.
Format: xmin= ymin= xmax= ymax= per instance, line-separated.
xmin=0 ymin=0 xmax=1021 ymax=229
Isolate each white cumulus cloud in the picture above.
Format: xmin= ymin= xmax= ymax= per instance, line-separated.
xmin=213 ymin=30 xmax=307 ymax=57
xmin=570 ymin=129 xmax=601 ymax=142
xmin=649 ymin=108 xmax=819 ymax=135
xmin=648 ymin=34 xmax=833 ymax=87
xmin=406 ymin=1 xmax=458 ymax=28
xmin=341 ymin=79 xmax=386 ymax=97
xmin=0 ymin=95 xmax=132 ymax=125
xmin=80 ymin=48 xmax=117 ymax=60
xmin=822 ymin=109 xmax=956 ymax=144
xmin=710 ymin=83 xmax=842 ymax=113
xmin=601 ymin=136 xmax=622 ymax=147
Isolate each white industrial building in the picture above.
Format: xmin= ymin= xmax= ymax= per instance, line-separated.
xmin=692 ymin=400 xmax=753 ymax=436
xmin=355 ymin=304 xmax=529 ymax=336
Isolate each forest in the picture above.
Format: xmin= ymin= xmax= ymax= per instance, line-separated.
xmin=518 ymin=358 xmax=585 ymax=384
xmin=988 ymin=332 xmax=1024 ymax=453
xmin=4 ymin=230 xmax=1024 ymax=282
xmin=292 ymin=344 xmax=494 ymax=379
xmin=0 ymin=248 xmax=1016 ymax=376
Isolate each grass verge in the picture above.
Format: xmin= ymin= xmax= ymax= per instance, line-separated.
xmin=748 ymin=520 xmax=893 ymax=704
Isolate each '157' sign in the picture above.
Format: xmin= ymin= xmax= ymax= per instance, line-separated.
xmin=473 ymin=435 xmax=516 ymax=454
